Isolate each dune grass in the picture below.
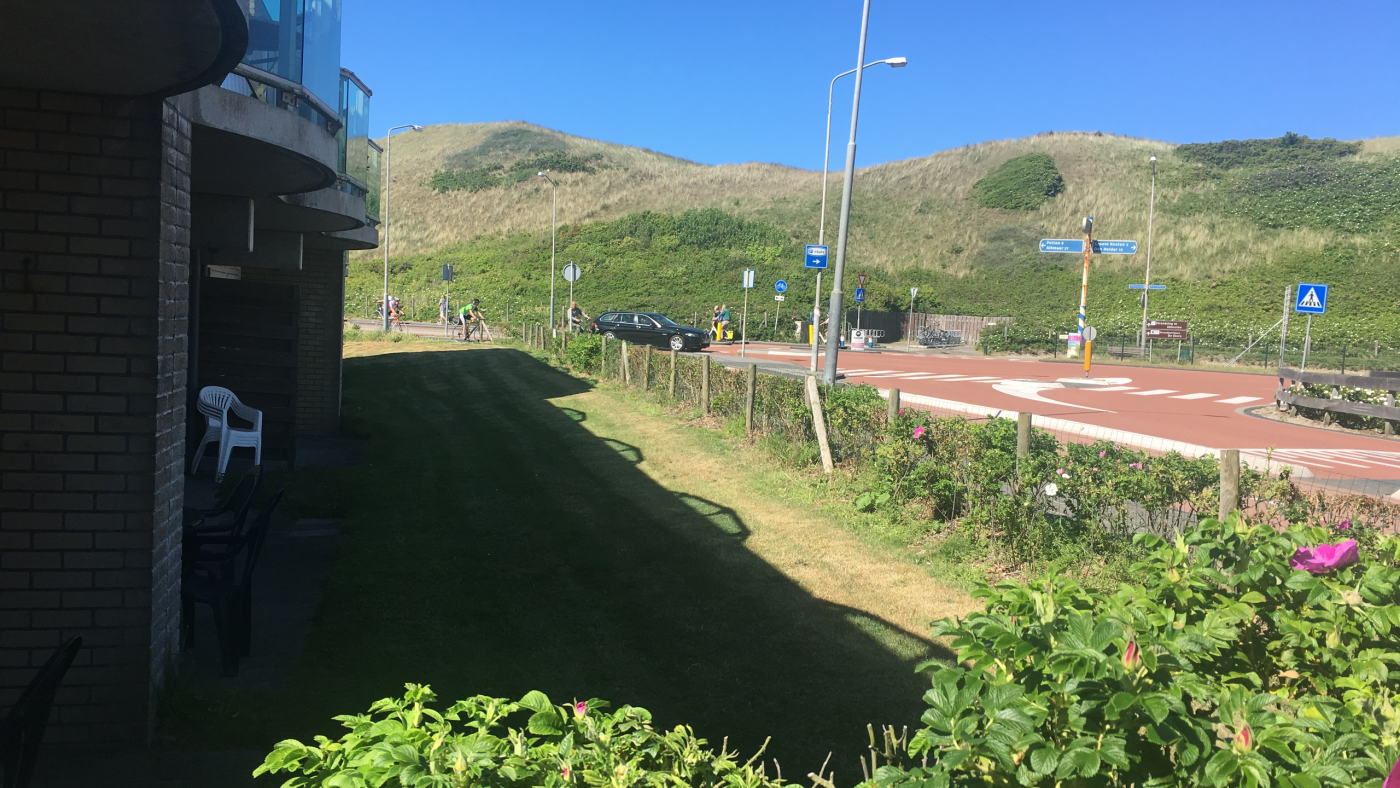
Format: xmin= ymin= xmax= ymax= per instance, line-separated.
xmin=361 ymin=122 xmax=1393 ymax=282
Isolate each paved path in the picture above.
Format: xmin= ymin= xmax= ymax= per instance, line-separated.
xmin=708 ymin=343 xmax=1400 ymax=484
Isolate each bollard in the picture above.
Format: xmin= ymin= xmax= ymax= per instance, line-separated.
xmin=643 ymin=345 xmax=652 ymax=391
xmin=1219 ymin=449 xmax=1240 ymax=520
xmin=745 ymin=363 xmax=757 ymax=434
xmin=701 ymin=355 xmax=710 ymax=414
xmin=887 ymin=388 xmax=900 ymax=423
xmin=1017 ymin=411 xmax=1031 ymax=457
xmin=669 ymin=348 xmax=677 ymax=397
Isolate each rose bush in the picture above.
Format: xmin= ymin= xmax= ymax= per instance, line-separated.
xmin=869 ymin=512 xmax=1400 ymax=787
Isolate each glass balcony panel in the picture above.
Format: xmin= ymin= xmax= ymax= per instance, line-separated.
xmin=244 ymin=0 xmax=304 ymax=84
xmin=302 ymin=0 xmax=342 ymax=111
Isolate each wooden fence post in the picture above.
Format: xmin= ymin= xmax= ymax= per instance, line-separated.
xmin=1017 ymin=411 xmax=1031 ymax=457
xmin=1388 ymin=390 xmax=1396 ymax=436
xmin=745 ymin=363 xmax=757 ymax=434
xmin=621 ymin=341 xmax=630 ymax=384
xmin=807 ymin=375 xmax=834 ymax=474
xmin=701 ymin=355 xmax=710 ymax=414
xmin=669 ymin=348 xmax=677 ymax=397
xmin=887 ymin=388 xmax=900 ymax=423
xmin=643 ymin=345 xmax=652 ymax=391
xmin=1219 ymin=449 xmax=1240 ymax=520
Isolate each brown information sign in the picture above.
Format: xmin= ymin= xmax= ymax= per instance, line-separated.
xmin=1145 ymin=320 xmax=1188 ymax=340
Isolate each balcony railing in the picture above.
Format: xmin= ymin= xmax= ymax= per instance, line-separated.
xmin=228 ymin=63 xmax=342 ymax=135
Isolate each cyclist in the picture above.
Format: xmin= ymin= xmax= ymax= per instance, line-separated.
xmin=461 ymin=298 xmax=485 ymax=341
xmin=568 ymin=301 xmax=589 ymax=332
xmin=717 ymin=304 xmax=732 ymax=343
xmin=709 ymin=305 xmax=721 ymax=341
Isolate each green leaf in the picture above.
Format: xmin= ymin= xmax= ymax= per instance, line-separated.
xmin=518 ymin=690 xmax=553 ymax=713
xmin=1204 ymin=750 xmax=1239 ymax=786
xmin=527 ymin=710 xmax=564 ymax=735
xmin=1028 ymin=746 xmax=1058 ymax=775
xmin=1238 ymin=591 xmax=1267 ymax=604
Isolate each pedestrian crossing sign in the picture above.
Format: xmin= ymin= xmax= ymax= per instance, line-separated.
xmin=1295 ymin=282 xmax=1328 ymax=315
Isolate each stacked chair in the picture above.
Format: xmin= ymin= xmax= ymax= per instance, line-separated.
xmin=189 ymin=386 xmax=263 ymax=482
xmin=181 ymin=467 xmax=282 ymax=677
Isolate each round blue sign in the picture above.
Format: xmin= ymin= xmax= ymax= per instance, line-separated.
xmin=774 ymin=280 xmax=788 ymax=293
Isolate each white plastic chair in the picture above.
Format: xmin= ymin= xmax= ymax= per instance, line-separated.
xmin=189 ymin=387 xmax=263 ymax=481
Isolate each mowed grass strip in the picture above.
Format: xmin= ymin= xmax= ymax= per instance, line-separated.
xmin=201 ymin=343 xmax=970 ymax=778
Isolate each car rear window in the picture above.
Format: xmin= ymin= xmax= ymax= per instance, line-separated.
xmin=599 ymin=313 xmax=619 ymax=322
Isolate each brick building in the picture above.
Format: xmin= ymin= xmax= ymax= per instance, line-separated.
xmin=0 ymin=0 xmax=377 ymax=744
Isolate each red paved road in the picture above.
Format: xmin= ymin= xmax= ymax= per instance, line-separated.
xmin=708 ymin=343 xmax=1400 ymax=480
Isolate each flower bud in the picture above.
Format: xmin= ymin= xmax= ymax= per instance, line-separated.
xmin=1122 ymin=641 xmax=1140 ymax=671
xmin=574 ymin=701 xmax=587 ymax=719
xmin=1234 ymin=725 xmax=1252 ymax=752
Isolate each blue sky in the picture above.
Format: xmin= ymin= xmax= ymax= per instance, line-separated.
xmin=345 ymin=0 xmax=1400 ymax=169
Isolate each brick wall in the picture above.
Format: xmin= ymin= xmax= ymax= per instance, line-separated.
xmin=242 ymin=249 xmax=344 ymax=438
xmin=0 ymin=88 xmax=190 ymax=742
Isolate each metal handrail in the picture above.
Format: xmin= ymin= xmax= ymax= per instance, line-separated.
xmin=231 ymin=63 xmax=342 ymax=134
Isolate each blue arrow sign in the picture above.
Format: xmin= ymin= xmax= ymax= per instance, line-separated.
xmin=774 ymin=279 xmax=788 ymax=293
xmin=854 ymin=287 xmax=865 ymax=303
xmin=1091 ymin=240 xmax=1138 ymax=254
xmin=1040 ymin=238 xmax=1083 ymax=253
xmin=1128 ymin=284 xmax=1166 ymax=290
xmin=804 ymin=244 xmax=828 ymax=269
xmin=1295 ymin=283 xmax=1328 ymax=315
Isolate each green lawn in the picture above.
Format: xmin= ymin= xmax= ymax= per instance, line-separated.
xmin=182 ymin=345 xmax=951 ymax=781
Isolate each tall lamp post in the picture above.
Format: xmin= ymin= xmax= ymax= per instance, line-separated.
xmin=382 ymin=124 xmax=423 ymax=331
xmin=1140 ymin=156 xmax=1157 ymax=351
xmin=822 ymin=0 xmax=875 ymax=386
xmin=538 ymin=172 xmax=558 ymax=331
xmin=811 ymin=54 xmax=905 ymax=372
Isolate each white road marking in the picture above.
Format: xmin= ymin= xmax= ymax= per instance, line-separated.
xmin=1333 ymin=450 xmax=1400 ymax=470
xmin=842 ymin=369 xmax=899 ymax=376
xmin=947 ymin=376 xmax=1002 ymax=381
xmin=1129 ymin=389 xmax=1179 ymax=396
xmin=1218 ymin=396 xmax=1262 ymax=404
xmin=1170 ymin=392 xmax=1218 ymax=400
xmin=1083 ymin=386 xmax=1138 ymax=392
xmin=992 ymin=382 xmax=1112 ymax=412
xmin=1284 ymin=450 xmax=1370 ymax=468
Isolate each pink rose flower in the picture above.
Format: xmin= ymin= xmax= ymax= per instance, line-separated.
xmin=913 ymin=426 xmax=926 ymax=439
xmin=1129 ymin=462 xmax=1143 ymax=470
xmin=1289 ymin=540 xmax=1359 ymax=574
xmin=1337 ymin=519 xmax=1352 ymax=530
xmin=1056 ymin=468 xmax=1065 ymax=474
xmin=1383 ymin=756 xmax=1400 ymax=788
xmin=1092 ymin=467 xmax=1099 ymax=472
xmin=1099 ymin=450 xmax=1106 ymax=458
xmin=574 ymin=701 xmax=587 ymax=718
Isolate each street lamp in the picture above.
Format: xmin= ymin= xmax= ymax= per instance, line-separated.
xmin=822 ymin=0 xmax=881 ymax=385
xmin=811 ymin=54 xmax=906 ymax=372
xmin=538 ymin=171 xmax=558 ymax=331
xmin=1140 ymin=156 xmax=1157 ymax=351
xmin=382 ymin=123 xmax=423 ymax=331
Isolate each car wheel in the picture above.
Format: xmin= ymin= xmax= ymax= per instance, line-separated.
xmin=669 ymin=335 xmax=685 ymax=351
xmin=604 ymin=331 xmax=617 ymax=340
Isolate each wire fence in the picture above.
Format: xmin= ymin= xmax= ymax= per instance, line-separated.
xmin=517 ymin=330 xmax=1400 ymax=562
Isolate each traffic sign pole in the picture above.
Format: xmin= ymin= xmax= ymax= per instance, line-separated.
xmin=810 ymin=271 xmax=822 ymax=371
xmin=1077 ymin=217 xmax=1092 ymax=358
xmin=1141 ymin=156 xmax=1157 ymax=352
xmin=1302 ymin=314 xmax=1313 ymax=372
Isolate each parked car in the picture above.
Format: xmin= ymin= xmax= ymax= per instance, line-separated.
xmin=590 ymin=311 xmax=711 ymax=351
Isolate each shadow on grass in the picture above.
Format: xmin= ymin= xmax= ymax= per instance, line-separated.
xmin=191 ymin=347 xmax=952 ymax=780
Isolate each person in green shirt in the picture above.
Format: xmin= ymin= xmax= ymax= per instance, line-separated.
xmin=717 ymin=304 xmax=732 ymax=342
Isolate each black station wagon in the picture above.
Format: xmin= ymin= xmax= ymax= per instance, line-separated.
xmin=590 ymin=312 xmax=710 ymax=352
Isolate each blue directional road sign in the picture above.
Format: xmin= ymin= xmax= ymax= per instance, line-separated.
xmin=1128 ymin=284 xmax=1166 ymax=290
xmin=1040 ymin=238 xmax=1084 ymax=253
xmin=854 ymin=288 xmax=865 ymax=303
xmin=804 ymin=244 xmax=829 ymax=269
xmin=1091 ymin=240 xmax=1138 ymax=254
xmin=1295 ymin=283 xmax=1328 ymax=315
xmin=774 ymin=279 xmax=788 ymax=293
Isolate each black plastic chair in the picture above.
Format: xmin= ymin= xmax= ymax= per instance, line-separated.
xmin=183 ymin=465 xmax=262 ymax=532
xmin=181 ymin=490 xmax=282 ymax=676
xmin=0 ymin=637 xmax=81 ymax=788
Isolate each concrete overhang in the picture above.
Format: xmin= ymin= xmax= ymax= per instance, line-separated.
xmin=305 ymin=225 xmax=380 ymax=252
xmin=0 ymin=0 xmax=247 ymax=98
xmin=256 ymin=189 xmax=366 ymax=234
xmin=169 ymin=86 xmax=338 ymax=197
